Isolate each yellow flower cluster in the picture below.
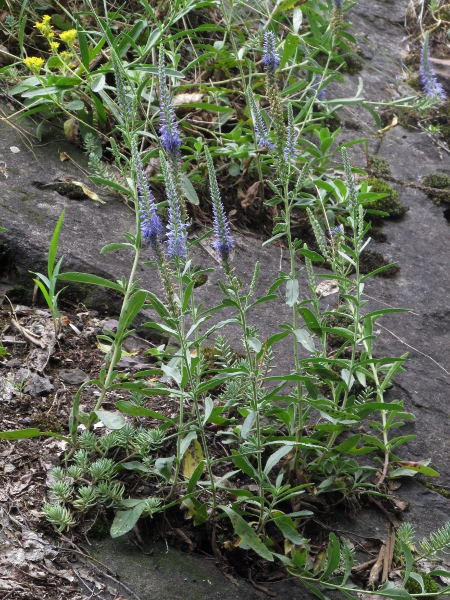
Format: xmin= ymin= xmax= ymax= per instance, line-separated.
xmin=50 ymin=41 xmax=60 ymax=53
xmin=23 ymin=56 xmax=45 ymax=73
xmin=60 ymin=29 xmax=77 ymax=46
xmin=34 ymin=15 xmax=54 ymax=39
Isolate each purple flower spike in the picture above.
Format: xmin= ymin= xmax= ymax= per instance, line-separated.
xmin=131 ymin=139 xmax=163 ymax=246
xmin=333 ymin=0 xmax=343 ymax=6
xmin=262 ymin=31 xmax=280 ymax=74
xmin=158 ymin=47 xmax=183 ymax=160
xmin=205 ymin=148 xmax=233 ymax=262
xmin=284 ymin=104 xmax=298 ymax=162
xmin=160 ymin=153 xmax=187 ymax=260
xmin=248 ymin=90 xmax=274 ymax=150
xmin=420 ymin=32 xmax=446 ymax=101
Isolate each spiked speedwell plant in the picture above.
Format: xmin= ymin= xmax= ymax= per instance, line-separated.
xmin=2 ymin=8 xmax=449 ymax=600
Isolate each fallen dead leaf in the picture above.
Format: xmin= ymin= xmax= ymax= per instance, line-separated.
xmin=316 ymin=279 xmax=339 ymax=297
xmin=378 ymin=115 xmax=398 ymax=135
xmin=241 ymin=181 xmax=260 ymax=208
xmin=173 ymin=93 xmax=203 ymax=105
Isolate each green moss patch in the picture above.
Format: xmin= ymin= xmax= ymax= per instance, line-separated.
xmin=368 ymin=155 xmax=391 ymax=178
xmin=367 ymin=178 xmax=409 ymax=219
xmin=422 ymin=172 xmax=450 ymax=204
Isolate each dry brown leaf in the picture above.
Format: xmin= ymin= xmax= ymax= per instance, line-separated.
xmin=316 ymin=279 xmax=339 ymax=297
xmin=173 ymin=93 xmax=203 ymax=105
xmin=241 ymin=181 xmax=260 ymax=208
xmin=378 ymin=115 xmax=398 ymax=135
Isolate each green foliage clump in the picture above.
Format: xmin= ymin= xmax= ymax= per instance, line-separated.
xmin=367 ymin=178 xmax=409 ymax=218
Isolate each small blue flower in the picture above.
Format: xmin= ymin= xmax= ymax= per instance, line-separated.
xmin=158 ymin=47 xmax=183 ymax=159
xmin=328 ymin=225 xmax=344 ymax=237
xmin=131 ymin=139 xmax=163 ymax=246
xmin=333 ymin=0 xmax=343 ymax=6
xmin=205 ymin=148 xmax=233 ymax=262
xmin=248 ymin=90 xmax=274 ymax=150
xmin=312 ymin=75 xmax=327 ymax=100
xmin=111 ymin=53 xmax=131 ymax=120
xmin=420 ymin=32 xmax=446 ymax=101
xmin=284 ymin=104 xmax=298 ymax=162
xmin=262 ymin=31 xmax=280 ymax=74
xmin=160 ymin=153 xmax=187 ymax=259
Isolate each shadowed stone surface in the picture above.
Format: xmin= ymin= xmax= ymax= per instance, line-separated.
xmin=0 ymin=0 xmax=449 ymax=597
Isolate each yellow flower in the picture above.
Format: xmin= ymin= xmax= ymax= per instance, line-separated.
xmin=34 ymin=15 xmax=53 ymax=37
xmin=23 ymin=56 xmax=45 ymax=73
xmin=50 ymin=41 xmax=60 ymax=52
xmin=60 ymin=29 xmax=77 ymax=46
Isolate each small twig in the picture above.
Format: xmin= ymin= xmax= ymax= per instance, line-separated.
xmin=382 ymin=525 xmax=396 ymax=584
xmin=352 ymin=558 xmax=378 ymax=573
xmin=10 ymin=318 xmax=46 ymax=348
xmin=378 ymin=323 xmax=450 ymax=377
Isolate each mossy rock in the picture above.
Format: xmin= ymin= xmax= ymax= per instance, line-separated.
xmin=422 ymin=172 xmax=450 ymax=204
xmin=368 ymin=155 xmax=391 ymax=178
xmin=367 ymin=178 xmax=409 ymax=219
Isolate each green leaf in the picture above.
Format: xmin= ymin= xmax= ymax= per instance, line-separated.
xmin=274 ymin=517 xmax=306 ymax=545
xmin=48 ymin=209 xmax=65 ymax=279
xmin=297 ymin=248 xmax=324 ymax=262
xmin=220 ymin=506 xmax=273 ymax=561
xmin=101 ymin=242 xmax=135 ymax=254
xmin=0 ymin=428 xmax=70 ymax=442
xmin=181 ymin=173 xmax=199 ymax=205
xmin=91 ymin=73 xmax=106 ymax=93
xmin=89 ymin=176 xmax=132 ymax=195
xmin=187 ymin=460 xmax=205 ymax=494
xmin=57 ymin=272 xmax=124 ymax=292
xmin=280 ymin=33 xmax=299 ymax=68
xmin=77 ymin=25 xmax=90 ymax=71
xmin=117 ymin=289 xmax=147 ymax=335
xmin=401 ymin=540 xmax=413 ymax=586
xmin=286 ymin=279 xmax=299 ymax=307
xmin=298 ymin=307 xmax=322 ymax=335
xmin=294 ymin=329 xmax=316 ymax=353
xmin=264 ymin=445 xmax=292 ymax=476
xmin=179 ymin=431 xmax=198 ymax=461
xmin=115 ymin=400 xmax=174 ymax=423
xmin=335 ymin=434 xmax=361 ymax=453
xmin=155 ymin=456 xmax=174 ymax=481
xmin=110 ymin=502 xmax=145 ymax=538
xmin=94 ymin=410 xmax=126 ymax=430
xmin=247 ymin=337 xmax=262 ymax=354
xmin=320 ymin=533 xmax=341 ymax=580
